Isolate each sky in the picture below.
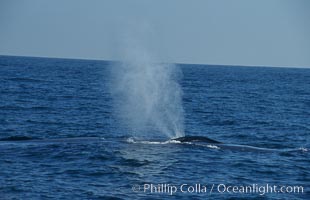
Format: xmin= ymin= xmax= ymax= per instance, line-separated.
xmin=0 ymin=0 xmax=309 ymax=67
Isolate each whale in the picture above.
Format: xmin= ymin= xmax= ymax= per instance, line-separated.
xmin=0 ymin=135 xmax=305 ymax=153
xmin=171 ymin=135 xmax=281 ymax=153
xmin=171 ymin=136 xmax=221 ymax=144
xmin=0 ymin=136 xmax=102 ymax=145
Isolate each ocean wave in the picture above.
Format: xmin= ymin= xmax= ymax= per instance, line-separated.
xmin=7 ymin=77 xmax=48 ymax=83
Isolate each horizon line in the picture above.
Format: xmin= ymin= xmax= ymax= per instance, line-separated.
xmin=0 ymin=54 xmax=309 ymax=69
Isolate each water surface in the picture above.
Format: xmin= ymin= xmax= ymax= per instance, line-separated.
xmin=0 ymin=56 xmax=309 ymax=199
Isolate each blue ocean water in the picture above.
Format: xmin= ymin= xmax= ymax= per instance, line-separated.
xmin=0 ymin=55 xmax=309 ymax=199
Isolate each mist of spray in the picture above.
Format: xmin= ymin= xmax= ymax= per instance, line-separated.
xmin=111 ymin=45 xmax=184 ymax=139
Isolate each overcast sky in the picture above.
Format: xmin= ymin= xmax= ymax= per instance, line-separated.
xmin=0 ymin=0 xmax=309 ymax=67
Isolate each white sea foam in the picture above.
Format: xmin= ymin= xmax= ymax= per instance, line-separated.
xmin=126 ymin=137 xmax=181 ymax=145
xmin=206 ymin=144 xmax=220 ymax=149
xmin=299 ymin=147 xmax=308 ymax=152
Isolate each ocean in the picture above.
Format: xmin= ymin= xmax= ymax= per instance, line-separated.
xmin=0 ymin=55 xmax=309 ymax=199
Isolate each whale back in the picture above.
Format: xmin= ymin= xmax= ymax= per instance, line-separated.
xmin=173 ymin=136 xmax=221 ymax=144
